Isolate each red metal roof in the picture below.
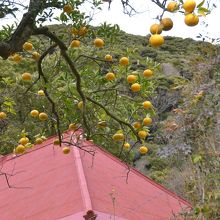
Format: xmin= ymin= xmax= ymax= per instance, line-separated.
xmin=0 ymin=131 xmax=191 ymax=219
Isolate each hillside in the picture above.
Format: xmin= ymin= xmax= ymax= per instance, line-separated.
xmin=0 ymin=24 xmax=220 ymax=218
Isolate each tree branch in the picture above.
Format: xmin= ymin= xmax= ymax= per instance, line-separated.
xmin=36 ymin=44 xmax=62 ymax=144
xmin=86 ymin=96 xmax=140 ymax=141
xmin=0 ymin=0 xmax=64 ymax=59
xmin=0 ymin=0 xmax=48 ymax=59
xmin=33 ymin=27 xmax=91 ymax=139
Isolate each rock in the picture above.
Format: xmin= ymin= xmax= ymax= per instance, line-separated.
xmin=179 ymin=69 xmax=193 ymax=80
xmin=152 ymin=87 xmax=181 ymax=114
xmin=161 ymin=63 xmax=180 ymax=77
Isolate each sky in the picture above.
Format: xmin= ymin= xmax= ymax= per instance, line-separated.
xmin=85 ymin=0 xmax=220 ymax=41
xmin=1 ymin=0 xmax=219 ymax=42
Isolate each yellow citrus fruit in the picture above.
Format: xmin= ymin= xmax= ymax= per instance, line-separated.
xmin=69 ymin=123 xmax=77 ymax=131
xmin=63 ymin=147 xmax=71 ymax=154
xmin=70 ymin=40 xmax=80 ymax=48
xmin=143 ymin=117 xmax=152 ymax=126
xmin=94 ymin=38 xmax=104 ymax=48
xmin=184 ymin=13 xmax=199 ymax=26
xmin=149 ymin=34 xmax=164 ymax=47
xmin=119 ymin=57 xmax=129 ymax=66
xmin=139 ymin=146 xmax=149 ymax=155
xmin=183 ymin=0 xmax=196 ymax=13
xmin=41 ymin=136 xmax=47 ymax=140
xmin=138 ymin=130 xmax=148 ymax=139
xmin=35 ymin=138 xmax=43 ymax=145
xmin=150 ymin=24 xmax=163 ymax=34
xmin=143 ymin=69 xmax=153 ymax=78
xmin=112 ymin=133 xmax=125 ymax=141
xmin=22 ymin=72 xmax=32 ymax=81
xmin=38 ymin=90 xmax=45 ymax=96
xmin=39 ymin=112 xmax=48 ymax=121
xmin=0 ymin=112 xmax=7 ymax=119
xmin=131 ymin=83 xmax=141 ymax=92
xmin=72 ymin=27 xmax=79 ymax=35
xmin=123 ymin=142 xmax=130 ymax=150
xmin=19 ymin=137 xmax=29 ymax=146
xmin=78 ymin=27 xmax=88 ymax=36
xmin=160 ymin=18 xmax=173 ymax=31
xmin=30 ymin=110 xmax=39 ymax=117
xmin=32 ymin=52 xmax=40 ymax=61
xmin=133 ymin=121 xmax=142 ymax=129
xmin=78 ymin=101 xmax=84 ymax=110
xmin=23 ymin=42 xmax=33 ymax=51
xmin=12 ymin=53 xmax=22 ymax=63
xmin=105 ymin=72 xmax=115 ymax=81
xmin=127 ymin=75 xmax=137 ymax=84
xmin=53 ymin=139 xmax=60 ymax=145
xmin=63 ymin=4 xmax=73 ymax=13
xmin=143 ymin=101 xmax=153 ymax=109
xmin=105 ymin=54 xmax=113 ymax=62
xmin=15 ymin=145 xmax=25 ymax=154
xmin=167 ymin=1 xmax=179 ymax=12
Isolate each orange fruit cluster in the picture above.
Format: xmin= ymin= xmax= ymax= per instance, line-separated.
xmin=149 ymin=0 xmax=200 ymax=47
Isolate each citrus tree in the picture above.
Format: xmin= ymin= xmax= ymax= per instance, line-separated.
xmin=0 ymin=0 xmax=162 ymax=158
xmin=0 ymin=0 xmax=214 ymax=158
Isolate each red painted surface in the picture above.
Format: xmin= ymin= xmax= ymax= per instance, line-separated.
xmin=0 ymin=131 xmax=191 ymax=220
xmin=73 ymin=146 xmax=92 ymax=211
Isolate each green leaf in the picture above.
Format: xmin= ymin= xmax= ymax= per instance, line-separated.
xmin=60 ymin=12 xmax=68 ymax=22
xmin=197 ymin=0 xmax=205 ymax=8
xmin=198 ymin=7 xmax=210 ymax=13
xmin=100 ymin=113 xmax=107 ymax=120
xmin=192 ymin=155 xmax=202 ymax=164
xmin=201 ymin=205 xmax=211 ymax=214
xmin=130 ymin=131 xmax=137 ymax=141
xmin=194 ymin=207 xmax=200 ymax=215
xmin=116 ymin=129 xmax=123 ymax=134
xmin=3 ymin=101 xmax=14 ymax=107
xmin=2 ymin=77 xmax=13 ymax=85
xmin=21 ymin=129 xmax=28 ymax=138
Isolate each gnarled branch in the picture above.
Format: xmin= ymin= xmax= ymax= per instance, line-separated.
xmin=33 ymin=27 xmax=91 ymax=139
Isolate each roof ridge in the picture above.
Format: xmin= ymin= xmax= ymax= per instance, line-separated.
xmin=73 ymin=146 xmax=93 ymax=212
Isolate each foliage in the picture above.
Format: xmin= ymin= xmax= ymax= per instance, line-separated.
xmin=0 ymin=22 xmax=160 ymax=160
xmin=157 ymin=54 xmax=220 ymax=219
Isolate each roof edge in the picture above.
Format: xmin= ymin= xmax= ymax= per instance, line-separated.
xmin=87 ymin=140 xmax=192 ymax=208
xmin=1 ymin=130 xmax=73 ymax=162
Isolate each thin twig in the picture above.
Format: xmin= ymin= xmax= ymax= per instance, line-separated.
xmin=86 ymin=96 xmax=140 ymax=141
xmin=61 ymin=141 xmax=96 ymax=156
